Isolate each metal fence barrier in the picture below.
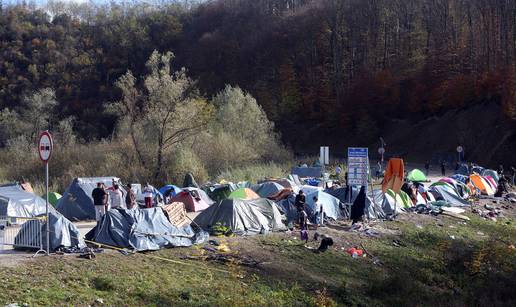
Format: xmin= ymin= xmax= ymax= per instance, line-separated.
xmin=0 ymin=216 xmax=46 ymax=256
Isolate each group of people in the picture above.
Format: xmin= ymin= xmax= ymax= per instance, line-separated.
xmin=91 ymin=182 xmax=156 ymax=222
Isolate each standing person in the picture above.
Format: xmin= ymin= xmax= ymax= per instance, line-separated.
xmin=143 ymin=183 xmax=154 ymax=208
xmin=350 ymin=186 xmax=366 ymax=225
xmin=92 ymin=183 xmax=108 ymax=222
xmin=441 ymin=161 xmax=446 ymax=176
xmin=109 ymin=184 xmax=124 ymax=210
xmin=125 ymin=184 xmax=137 ymax=209
xmin=498 ymin=165 xmax=504 ymax=176
xmin=313 ymin=196 xmax=323 ymax=228
xmin=376 ymin=161 xmax=382 ymax=180
xmin=335 ymin=165 xmax=342 ymax=179
xmin=424 ymin=161 xmax=430 ymax=176
xmin=294 ymin=190 xmax=306 ymax=226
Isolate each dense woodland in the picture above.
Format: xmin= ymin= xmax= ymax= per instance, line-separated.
xmin=0 ymin=0 xmax=515 ymax=154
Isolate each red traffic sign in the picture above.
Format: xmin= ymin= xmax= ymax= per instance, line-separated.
xmin=38 ymin=131 xmax=53 ymax=162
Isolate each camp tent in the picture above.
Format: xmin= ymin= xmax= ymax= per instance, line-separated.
xmin=14 ymin=211 xmax=85 ymax=251
xmin=305 ymin=190 xmax=342 ymax=221
xmin=407 ymin=169 xmax=426 ymax=182
xmin=251 ymin=182 xmax=284 ymax=198
xmin=470 ymin=174 xmax=495 ymax=196
xmin=46 ymin=192 xmax=62 ymax=207
xmin=86 ymin=208 xmax=207 ymax=251
xmin=455 ymin=164 xmax=470 ymax=176
xmin=203 ymin=184 xmax=234 ymax=203
xmin=300 ymin=185 xmax=323 ymax=195
xmin=482 ymin=169 xmax=499 ymax=182
xmin=159 ymin=185 xmax=181 ymax=198
xmin=170 ymin=189 xmax=211 ymax=212
xmin=193 ymin=198 xmax=286 ymax=235
xmin=381 ymin=189 xmax=412 ymax=215
xmin=0 ymin=183 xmax=54 ymax=218
xmin=429 ymin=184 xmax=470 ymax=206
xmin=325 ymin=186 xmax=360 ymax=204
xmin=56 ymin=177 xmax=122 ymax=221
xmin=276 ymin=195 xmax=298 ymax=223
xmin=228 ymin=188 xmax=260 ymax=200
xmin=484 ymin=176 xmax=498 ymax=191
xmin=182 ymin=187 xmax=214 ymax=206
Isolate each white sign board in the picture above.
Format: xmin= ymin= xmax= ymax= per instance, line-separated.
xmin=347 ymin=147 xmax=369 ymax=186
xmin=319 ymin=146 xmax=329 ymax=165
xmin=38 ymin=131 xmax=53 ymax=162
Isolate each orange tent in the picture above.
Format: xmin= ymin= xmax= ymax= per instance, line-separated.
xmin=469 ymin=174 xmax=495 ymax=196
xmin=382 ymin=158 xmax=405 ymax=193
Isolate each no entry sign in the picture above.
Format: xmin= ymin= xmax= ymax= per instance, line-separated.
xmin=38 ymin=131 xmax=53 ymax=162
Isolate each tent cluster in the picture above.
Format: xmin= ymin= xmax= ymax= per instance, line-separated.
xmin=0 ymin=182 xmax=85 ymax=251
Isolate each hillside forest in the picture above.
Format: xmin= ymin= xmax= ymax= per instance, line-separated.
xmin=0 ymin=0 xmax=515 ymax=186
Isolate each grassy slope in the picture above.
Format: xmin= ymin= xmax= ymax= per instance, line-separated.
xmin=0 ymin=214 xmax=514 ymax=306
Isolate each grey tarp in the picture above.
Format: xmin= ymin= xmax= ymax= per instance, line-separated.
xmin=0 ymin=183 xmax=56 ymax=218
xmin=87 ymin=208 xmax=207 ymax=251
xmin=251 ymin=182 xmax=284 ymax=198
xmin=429 ymin=185 xmax=470 ymax=207
xmin=325 ymin=186 xmax=360 ymax=204
xmin=0 ymin=184 xmax=55 ymax=217
xmin=56 ymin=177 xmax=123 ymax=221
xmin=291 ymin=167 xmax=323 ymax=178
xmin=193 ymin=198 xmax=286 ymax=235
xmin=276 ymin=195 xmax=298 ymax=223
xmin=365 ymin=190 xmax=386 ymax=219
xmin=14 ymin=211 xmax=85 ymax=251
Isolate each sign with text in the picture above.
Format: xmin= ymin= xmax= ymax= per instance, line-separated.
xmin=347 ymin=147 xmax=369 ymax=186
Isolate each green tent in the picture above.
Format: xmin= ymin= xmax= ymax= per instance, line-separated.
xmin=228 ymin=188 xmax=259 ymax=200
xmin=45 ymin=192 xmax=62 ymax=207
xmin=385 ymin=189 xmax=412 ymax=208
xmin=407 ymin=169 xmax=426 ymax=182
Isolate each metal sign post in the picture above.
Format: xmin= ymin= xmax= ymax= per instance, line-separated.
xmin=456 ymin=146 xmax=463 ymax=163
xmin=347 ymin=147 xmax=369 ymax=213
xmin=38 ymin=131 xmax=53 ymax=255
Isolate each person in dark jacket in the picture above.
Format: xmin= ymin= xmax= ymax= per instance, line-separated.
xmin=294 ymin=190 xmax=306 ymax=226
xmin=350 ymin=186 xmax=366 ymax=225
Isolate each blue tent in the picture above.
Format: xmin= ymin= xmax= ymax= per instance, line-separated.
xmin=159 ymin=185 xmax=182 ymax=197
xmin=305 ymin=190 xmax=342 ymax=221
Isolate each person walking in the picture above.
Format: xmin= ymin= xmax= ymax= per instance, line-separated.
xmin=125 ymin=184 xmax=137 ymax=209
xmin=109 ymin=184 xmax=124 ymax=210
xmin=424 ymin=161 xmax=430 ymax=176
xmin=92 ymin=183 xmax=108 ymax=222
xmin=441 ymin=161 xmax=446 ymax=176
xmin=143 ymin=183 xmax=154 ymax=208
